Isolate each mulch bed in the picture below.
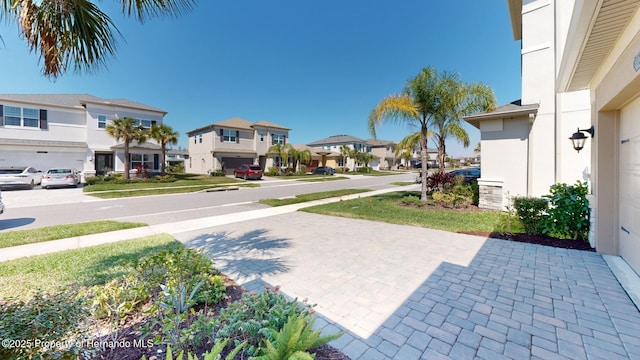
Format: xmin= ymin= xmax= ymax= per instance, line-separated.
xmin=93 ymin=276 xmax=351 ymax=360
xmin=459 ymin=231 xmax=594 ymax=251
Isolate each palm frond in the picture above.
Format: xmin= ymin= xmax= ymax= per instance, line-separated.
xmin=120 ymin=0 xmax=197 ymax=22
xmin=368 ymin=94 xmax=418 ymax=138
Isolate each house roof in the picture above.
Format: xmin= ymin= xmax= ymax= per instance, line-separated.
xmin=366 ymin=139 xmax=396 ymax=147
xmin=0 ymin=94 xmax=167 ymax=114
xmin=253 ymin=120 xmax=291 ymax=130
xmin=306 ymin=134 xmax=368 ymax=147
xmin=291 ymin=144 xmax=340 ymax=157
xmin=111 ymin=141 xmax=162 ymax=150
xmin=464 ymin=100 xmax=539 ymax=129
xmin=187 ymin=118 xmax=290 ymax=135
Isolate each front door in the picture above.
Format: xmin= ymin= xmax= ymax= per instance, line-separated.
xmin=95 ymin=153 xmax=114 ymax=175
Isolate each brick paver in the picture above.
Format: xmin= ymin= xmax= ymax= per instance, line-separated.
xmin=175 ymin=211 xmax=640 ymax=359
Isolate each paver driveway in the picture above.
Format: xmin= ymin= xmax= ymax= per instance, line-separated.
xmin=174 ymin=212 xmax=640 ymax=359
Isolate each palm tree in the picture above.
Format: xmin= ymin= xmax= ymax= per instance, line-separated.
xmin=150 ymin=124 xmax=179 ymax=175
xmin=474 ymin=142 xmax=481 ymax=154
xmin=106 ymin=117 xmax=148 ymax=179
xmin=339 ymin=145 xmax=350 ymax=173
xmin=290 ymin=147 xmax=312 ymax=173
xmin=395 ymin=131 xmax=431 ymax=167
xmin=266 ymin=143 xmax=291 ymax=171
xmin=348 ymin=147 xmax=362 ymax=172
xmin=2 ymin=0 xmax=196 ymax=78
xmin=430 ymin=72 xmax=495 ymax=171
xmin=369 ymin=66 xmax=496 ymax=199
xmin=359 ymin=152 xmax=378 ymax=171
xmin=369 ymin=67 xmax=441 ymax=200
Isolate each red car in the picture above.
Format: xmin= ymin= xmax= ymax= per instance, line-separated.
xmin=233 ymin=164 xmax=263 ymax=180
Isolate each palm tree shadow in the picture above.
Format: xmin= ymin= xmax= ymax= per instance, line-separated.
xmin=182 ymin=229 xmax=291 ymax=282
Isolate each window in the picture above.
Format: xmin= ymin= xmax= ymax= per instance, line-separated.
xmin=131 ymin=119 xmax=152 ymax=129
xmin=98 ymin=115 xmax=107 ymax=129
xmin=260 ymin=133 xmax=264 ymax=141
xmin=272 ymin=134 xmax=285 ymax=145
xmin=223 ymin=129 xmax=236 ymax=142
xmin=130 ymin=154 xmax=154 ymax=170
xmin=4 ymin=106 xmax=21 ymax=126
xmin=199 ymin=133 xmax=202 ymax=143
xmin=193 ymin=135 xmax=197 ymax=144
xmin=3 ymin=106 xmax=40 ymax=127
xmin=23 ymin=108 xmax=38 ymax=127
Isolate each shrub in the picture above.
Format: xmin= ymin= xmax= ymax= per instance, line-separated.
xmin=512 ymin=196 xmax=548 ymax=234
xmin=254 ymin=312 xmax=343 ymax=359
xmin=264 ymin=167 xmax=279 ymax=176
xmin=400 ymin=195 xmax=426 ymax=207
xmin=209 ymin=170 xmax=226 ymax=177
xmin=166 ymin=164 xmax=185 ymax=174
xmin=0 ymin=288 xmax=88 ymax=360
xmin=432 ymin=184 xmax=474 ymax=208
xmin=425 ymin=171 xmax=455 ymax=193
xmin=357 ymin=167 xmax=371 ymax=173
xmin=215 ymin=287 xmax=313 ymax=356
xmin=542 ymin=181 xmax=590 ymax=240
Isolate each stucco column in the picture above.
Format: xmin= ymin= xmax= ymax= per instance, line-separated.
xmin=593 ymin=110 xmax=619 ymax=255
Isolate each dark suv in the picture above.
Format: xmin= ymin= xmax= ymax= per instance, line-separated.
xmin=234 ymin=165 xmax=263 ymax=180
xmin=312 ymin=166 xmax=336 ymax=175
xmin=448 ymin=168 xmax=481 ymax=183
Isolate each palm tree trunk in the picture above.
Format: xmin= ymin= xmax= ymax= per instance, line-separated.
xmin=438 ymin=136 xmax=446 ymax=172
xmin=124 ymin=140 xmax=130 ymax=179
xmin=161 ymin=145 xmax=167 ymax=175
xmin=420 ymin=126 xmax=429 ymax=201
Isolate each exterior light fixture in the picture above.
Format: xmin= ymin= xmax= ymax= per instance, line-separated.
xmin=569 ymin=126 xmax=595 ymax=152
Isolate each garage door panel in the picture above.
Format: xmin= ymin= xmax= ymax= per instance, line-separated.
xmin=620 ymin=103 xmax=640 ymax=275
xmin=221 ymin=157 xmax=253 ymax=175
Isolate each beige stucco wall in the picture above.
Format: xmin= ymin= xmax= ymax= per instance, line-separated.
xmin=479 ymin=117 xmax=530 ymax=209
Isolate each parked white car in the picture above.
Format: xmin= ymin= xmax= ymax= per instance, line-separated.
xmin=41 ymin=168 xmax=80 ymax=189
xmin=0 ymin=166 xmax=43 ymax=189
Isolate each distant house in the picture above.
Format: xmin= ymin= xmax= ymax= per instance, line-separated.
xmin=166 ymin=149 xmax=188 ymax=169
xmin=307 ymin=135 xmax=372 ymax=171
xmin=289 ymin=144 xmax=341 ymax=171
xmin=185 ymin=118 xmax=290 ymax=175
xmin=366 ymin=139 xmax=397 ymax=170
xmin=0 ymin=94 xmax=167 ymax=180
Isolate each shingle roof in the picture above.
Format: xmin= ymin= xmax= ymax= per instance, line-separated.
xmin=214 ymin=118 xmax=255 ymax=130
xmin=464 ymin=100 xmax=539 ymax=128
xmin=306 ymin=134 xmax=368 ymax=147
xmin=291 ymin=144 xmax=340 ymax=157
xmin=253 ymin=120 xmax=291 ymax=130
xmin=366 ymin=139 xmax=396 ymax=147
xmin=0 ymin=94 xmax=167 ymax=114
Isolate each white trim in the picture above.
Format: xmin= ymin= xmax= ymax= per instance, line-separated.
xmin=522 ymin=0 xmax=551 ymax=15
xmin=603 ymin=255 xmax=640 ymax=310
xmin=522 ymin=42 xmax=551 ymax=55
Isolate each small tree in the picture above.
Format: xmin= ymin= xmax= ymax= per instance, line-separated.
xmin=106 ymin=117 xmax=148 ymax=179
xmin=290 ymin=147 xmax=312 ymax=173
xmin=541 ymin=181 xmax=590 ymax=240
xmin=338 ymin=145 xmax=350 ymax=173
xmin=150 ymin=124 xmax=179 ymax=175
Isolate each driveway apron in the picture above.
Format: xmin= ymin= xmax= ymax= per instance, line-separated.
xmin=174 ymin=211 xmax=640 ymax=360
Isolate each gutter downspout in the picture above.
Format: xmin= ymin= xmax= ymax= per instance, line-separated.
xmin=553 ymin=0 xmax=560 ymax=184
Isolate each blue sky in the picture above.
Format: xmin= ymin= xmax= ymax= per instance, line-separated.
xmin=0 ymin=1 xmax=522 ymax=158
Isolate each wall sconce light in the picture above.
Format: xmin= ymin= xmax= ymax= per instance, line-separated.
xmin=569 ymin=126 xmax=595 ymax=152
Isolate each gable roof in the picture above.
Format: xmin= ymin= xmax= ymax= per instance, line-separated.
xmin=366 ymin=139 xmax=396 ymax=147
xmin=253 ymin=120 xmax=291 ymax=130
xmin=291 ymin=144 xmax=340 ymax=157
xmin=464 ymin=100 xmax=539 ymax=129
xmin=307 ymin=134 xmax=368 ymax=147
xmin=0 ymin=94 xmax=167 ymax=114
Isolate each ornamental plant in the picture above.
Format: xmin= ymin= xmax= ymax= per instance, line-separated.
xmin=541 ymin=181 xmax=590 ymax=240
xmin=512 ymin=196 xmax=548 ymax=234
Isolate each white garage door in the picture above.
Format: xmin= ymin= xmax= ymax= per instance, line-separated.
xmin=0 ymin=149 xmax=85 ymax=173
xmin=620 ymin=97 xmax=640 ymax=276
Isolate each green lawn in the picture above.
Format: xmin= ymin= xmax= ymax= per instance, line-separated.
xmin=296 ymin=176 xmax=350 ymax=182
xmin=0 ymin=221 xmax=147 ymax=248
xmin=302 ymin=191 xmax=505 ymax=233
xmin=83 ymin=173 xmax=259 ymax=198
xmin=0 ymin=234 xmax=180 ymax=300
xmin=259 ymin=189 xmax=372 ymax=206
xmin=390 ymin=181 xmax=417 ymax=186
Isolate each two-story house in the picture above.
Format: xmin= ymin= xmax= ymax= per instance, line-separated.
xmin=366 ymin=139 xmax=397 ymax=170
xmin=307 ymin=135 xmax=373 ymax=171
xmin=185 ymin=118 xmax=290 ymax=175
xmin=0 ymin=94 xmax=167 ymax=180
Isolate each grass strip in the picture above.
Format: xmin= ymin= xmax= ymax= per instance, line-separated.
xmin=296 ymin=176 xmax=349 ymax=182
xmin=0 ymin=221 xmax=147 ymax=248
xmin=301 ymin=191 xmax=503 ymax=233
xmin=259 ymin=188 xmax=371 ymax=206
xmin=0 ymin=234 xmax=180 ymax=300
xmin=390 ymin=181 xmax=417 ymax=186
xmin=87 ymin=184 xmax=258 ymax=198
